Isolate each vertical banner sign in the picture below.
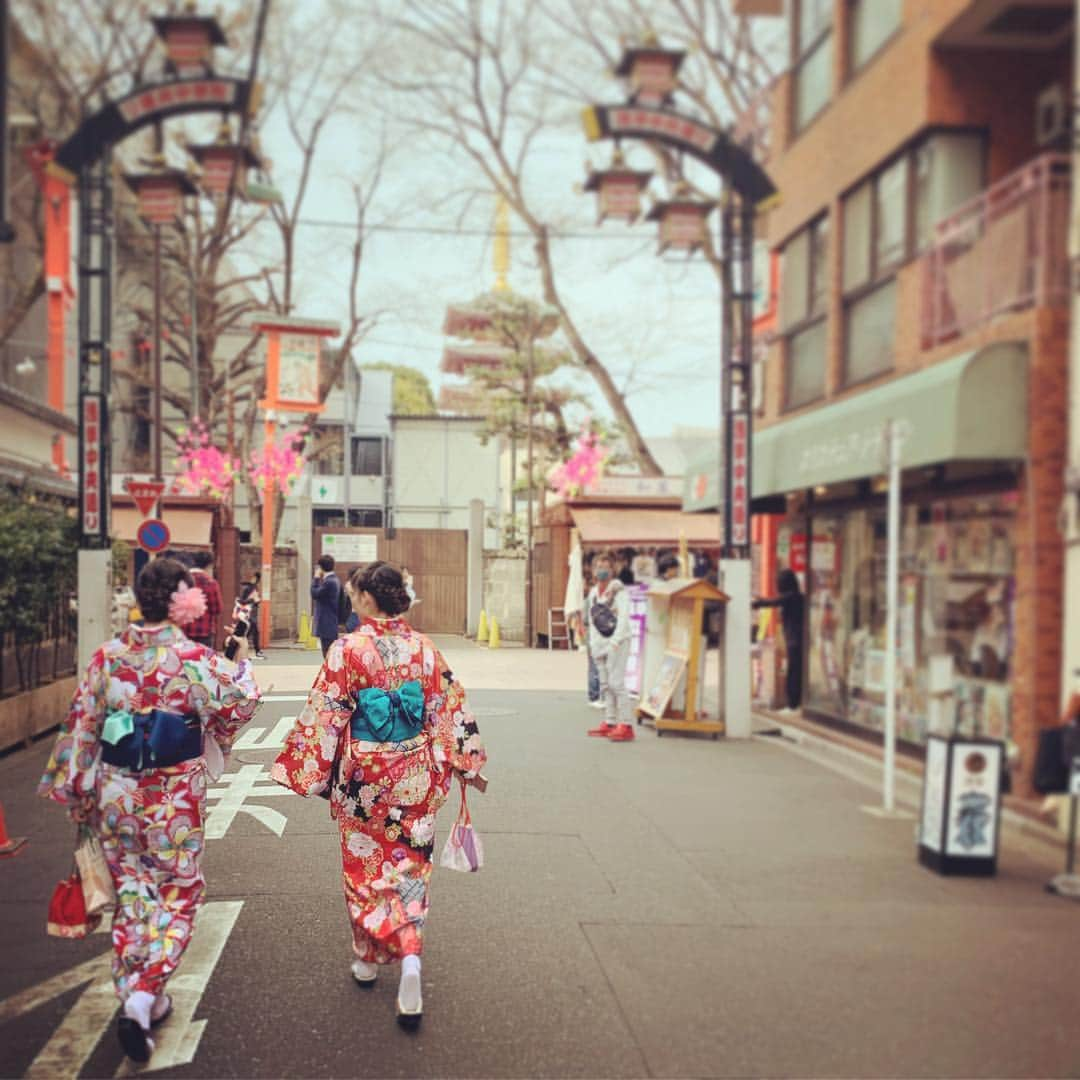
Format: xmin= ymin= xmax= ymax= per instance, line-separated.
xmin=79 ymin=393 xmax=107 ymax=544
xmin=730 ymin=413 xmax=749 ymax=548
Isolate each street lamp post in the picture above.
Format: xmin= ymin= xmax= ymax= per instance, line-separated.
xmin=0 ymin=0 xmax=14 ymax=244
xmin=580 ymin=42 xmax=776 ymax=561
xmin=47 ymin=5 xmax=261 ymax=668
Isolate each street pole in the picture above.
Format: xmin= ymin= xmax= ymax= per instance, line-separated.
xmin=189 ymin=237 xmax=198 ymax=420
xmin=260 ymin=412 xmax=275 ymax=647
xmin=153 ymin=223 xmax=163 ymax=499
xmin=882 ymin=419 xmax=901 ymax=813
xmin=525 ymin=340 xmax=535 ymax=648
xmin=1062 ymin=0 xmax=1080 ymax=712
xmin=0 ymin=0 xmax=14 ymax=243
xmin=343 ymin=357 xmax=352 ymax=528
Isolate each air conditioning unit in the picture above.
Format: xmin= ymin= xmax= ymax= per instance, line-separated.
xmin=1035 ymin=82 xmax=1068 ymax=149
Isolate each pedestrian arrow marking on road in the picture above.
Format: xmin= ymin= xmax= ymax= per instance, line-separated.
xmin=232 ymin=714 xmax=296 ymax=751
xmin=0 ymin=901 xmax=242 ymax=1079
xmin=204 ymin=764 xmax=289 ymax=840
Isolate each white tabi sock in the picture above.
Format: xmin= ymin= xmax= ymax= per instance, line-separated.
xmin=402 ymin=955 xmax=421 ymax=978
xmin=124 ymin=990 xmax=155 ymax=1031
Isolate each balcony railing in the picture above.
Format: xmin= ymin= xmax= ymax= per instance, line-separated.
xmin=921 ymin=153 xmax=1070 ymax=349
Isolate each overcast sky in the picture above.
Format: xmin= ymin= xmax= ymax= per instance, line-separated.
xmin=232 ymin=1 xmax=776 ymax=445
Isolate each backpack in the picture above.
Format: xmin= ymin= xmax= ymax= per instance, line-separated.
xmin=590 ymin=595 xmax=618 ymax=638
xmin=337 ymin=575 xmax=352 ymax=626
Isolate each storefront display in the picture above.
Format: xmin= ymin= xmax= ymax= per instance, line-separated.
xmin=778 ymin=492 xmax=1016 ymax=747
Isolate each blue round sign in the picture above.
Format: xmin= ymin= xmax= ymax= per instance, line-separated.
xmin=137 ymin=518 xmax=171 ymax=554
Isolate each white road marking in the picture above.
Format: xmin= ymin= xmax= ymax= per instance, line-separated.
xmin=116 ymin=901 xmax=243 ymax=1076
xmin=0 ymin=902 xmax=242 ymax=1079
xmin=204 ymin=765 xmax=289 ymax=840
xmin=232 ymin=714 xmax=296 ymax=751
xmin=260 ymin=694 xmax=310 ymax=702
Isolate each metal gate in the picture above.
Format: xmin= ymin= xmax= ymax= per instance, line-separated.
xmin=313 ymin=527 xmax=468 ymax=635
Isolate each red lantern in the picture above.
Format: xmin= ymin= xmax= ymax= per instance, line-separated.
xmin=584 ymin=159 xmax=653 ymax=224
xmin=188 ymin=139 xmax=260 ymax=196
xmin=615 ymin=41 xmax=686 ymax=106
xmin=123 ymin=169 xmax=198 ymax=226
xmin=646 ymin=196 xmax=715 ymax=254
xmin=152 ymin=9 xmax=227 ymax=76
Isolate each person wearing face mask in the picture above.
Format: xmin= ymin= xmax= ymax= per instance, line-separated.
xmin=585 ymin=552 xmax=634 ymax=742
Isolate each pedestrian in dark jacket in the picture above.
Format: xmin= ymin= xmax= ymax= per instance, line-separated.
xmin=753 ymin=568 xmax=806 ymax=711
xmin=311 ymin=554 xmax=342 ymax=656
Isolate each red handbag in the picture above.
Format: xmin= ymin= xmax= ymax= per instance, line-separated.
xmin=46 ymin=871 xmax=101 ymax=939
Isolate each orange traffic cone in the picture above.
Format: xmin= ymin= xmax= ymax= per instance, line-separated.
xmin=0 ymin=800 xmax=27 ymax=858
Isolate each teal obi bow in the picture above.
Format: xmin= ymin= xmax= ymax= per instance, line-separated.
xmin=350 ymin=681 xmax=425 ymax=743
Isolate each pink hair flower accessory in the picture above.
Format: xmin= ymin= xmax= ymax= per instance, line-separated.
xmin=169 ymin=581 xmax=207 ymax=627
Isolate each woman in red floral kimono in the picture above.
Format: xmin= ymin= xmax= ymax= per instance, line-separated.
xmin=38 ymin=557 xmax=261 ymax=1063
xmin=272 ymin=561 xmax=486 ymax=1025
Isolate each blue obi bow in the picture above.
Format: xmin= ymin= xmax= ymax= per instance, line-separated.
xmin=350 ymin=680 xmax=425 ymax=743
xmin=100 ymin=708 xmax=202 ymax=771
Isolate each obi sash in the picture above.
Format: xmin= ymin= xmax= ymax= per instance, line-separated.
xmin=100 ymin=708 xmax=204 ymax=772
xmin=350 ymin=681 xmax=425 ymax=743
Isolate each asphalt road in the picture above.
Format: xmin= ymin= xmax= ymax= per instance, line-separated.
xmin=2 ymin=647 xmax=1080 ymax=1078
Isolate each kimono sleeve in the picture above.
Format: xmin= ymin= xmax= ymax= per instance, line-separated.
xmin=194 ymin=653 xmax=262 ymax=754
xmin=271 ymin=637 xmax=357 ymax=797
xmin=427 ymin=648 xmax=487 ymax=780
xmin=37 ymin=647 xmax=109 ymax=806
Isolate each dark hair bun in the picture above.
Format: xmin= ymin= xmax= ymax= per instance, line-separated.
xmin=349 ymin=561 xmax=411 ymax=617
xmin=136 ymin=557 xmax=194 ymax=623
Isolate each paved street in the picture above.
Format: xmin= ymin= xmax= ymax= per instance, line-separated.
xmin=2 ymin=640 xmax=1080 ymax=1078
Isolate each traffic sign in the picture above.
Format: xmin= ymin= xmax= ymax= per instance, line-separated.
xmin=137 ymin=518 xmax=171 ymax=553
xmin=124 ymin=478 xmax=166 ymax=517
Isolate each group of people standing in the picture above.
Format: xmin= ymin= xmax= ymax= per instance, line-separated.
xmin=37 ymin=554 xmax=484 ymax=1063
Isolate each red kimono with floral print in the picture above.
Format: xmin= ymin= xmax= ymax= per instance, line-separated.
xmin=272 ymin=617 xmax=486 ymax=963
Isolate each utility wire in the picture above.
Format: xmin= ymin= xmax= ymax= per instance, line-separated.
xmin=294 ymin=216 xmax=656 ymax=242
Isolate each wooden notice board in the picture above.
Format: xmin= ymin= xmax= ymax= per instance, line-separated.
xmin=636 ymin=577 xmax=729 ymax=738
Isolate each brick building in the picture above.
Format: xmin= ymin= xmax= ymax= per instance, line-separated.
xmin=707 ymin=0 xmax=1071 ymax=795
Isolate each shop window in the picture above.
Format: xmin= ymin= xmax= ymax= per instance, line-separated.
xmin=845 ymin=279 xmax=896 ymax=384
xmin=351 ymin=436 xmax=383 ymax=476
xmin=792 ymin=0 xmax=833 ymax=134
xmin=913 ymin=133 xmax=985 ymax=251
xmin=849 ymin=0 xmax=902 ymax=74
xmin=787 ymin=321 xmax=827 ymax=410
xmin=311 ymin=427 xmax=344 ymax=476
xmin=874 ymin=155 xmax=908 ymax=272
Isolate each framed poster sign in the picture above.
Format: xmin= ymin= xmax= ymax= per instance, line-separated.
xmin=638 ymin=652 xmax=687 ymax=720
xmin=277 ymin=332 xmax=321 ymax=406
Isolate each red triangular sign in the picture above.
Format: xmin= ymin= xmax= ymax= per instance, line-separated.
xmin=124 ymin=479 xmax=165 ymax=518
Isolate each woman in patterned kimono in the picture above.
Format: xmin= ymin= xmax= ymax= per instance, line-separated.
xmin=272 ymin=561 xmax=486 ymax=1025
xmin=38 ymin=557 xmax=261 ymax=1063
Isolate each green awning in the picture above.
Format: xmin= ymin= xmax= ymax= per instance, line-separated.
xmin=683 ymin=342 xmax=1028 ymax=512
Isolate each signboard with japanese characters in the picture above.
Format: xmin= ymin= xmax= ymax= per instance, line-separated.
xmin=277 ymin=333 xmax=322 ymax=407
xmin=79 ymin=393 xmax=107 ymax=544
xmin=729 ymin=413 xmax=750 ymax=548
xmin=944 ymin=741 xmax=1003 ymax=860
xmin=919 ymin=735 xmax=1003 ymax=876
xmin=321 ymin=533 xmax=378 ymax=564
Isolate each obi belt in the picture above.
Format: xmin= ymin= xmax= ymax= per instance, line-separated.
xmin=100 ymin=708 xmax=204 ymax=771
xmin=350 ymin=681 xmax=425 ymax=744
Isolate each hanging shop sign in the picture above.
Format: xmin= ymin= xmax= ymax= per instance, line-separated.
xmin=254 ymin=315 xmax=340 ymax=414
xmin=730 ymin=413 xmax=750 ymax=548
xmin=80 ymin=394 xmax=106 ymax=542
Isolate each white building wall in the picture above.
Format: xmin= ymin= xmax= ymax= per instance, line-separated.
xmin=392 ymin=417 xmax=500 ymax=546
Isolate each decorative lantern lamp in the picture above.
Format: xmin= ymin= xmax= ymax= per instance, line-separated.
xmin=188 ymin=125 xmax=260 ymax=196
xmin=123 ymin=167 xmax=198 ymax=226
xmin=152 ymin=4 xmax=227 ymax=76
xmin=614 ymin=35 xmax=686 ymax=107
xmin=646 ymin=194 xmax=716 ymax=255
xmin=584 ymin=151 xmax=653 ymax=224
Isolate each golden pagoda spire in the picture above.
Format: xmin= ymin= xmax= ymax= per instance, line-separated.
xmin=493 ymin=194 xmax=510 ymax=293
